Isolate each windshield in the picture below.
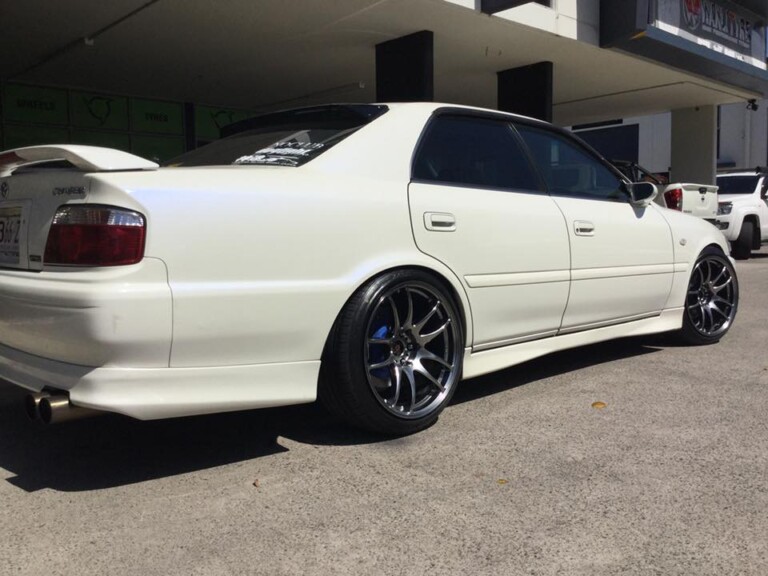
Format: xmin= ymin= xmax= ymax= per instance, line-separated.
xmin=166 ymin=104 xmax=388 ymax=167
xmin=716 ymin=175 xmax=760 ymax=195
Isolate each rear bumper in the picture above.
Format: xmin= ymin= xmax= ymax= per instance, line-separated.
xmin=0 ymin=258 xmax=172 ymax=367
xmin=0 ymin=340 xmax=319 ymax=419
xmin=715 ymin=215 xmax=740 ymax=241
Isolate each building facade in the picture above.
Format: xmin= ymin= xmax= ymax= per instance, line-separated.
xmin=0 ymin=0 xmax=766 ymax=177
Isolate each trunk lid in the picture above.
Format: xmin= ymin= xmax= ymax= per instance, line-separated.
xmin=0 ymin=146 xmax=156 ymax=271
xmin=676 ymin=183 xmax=718 ymax=220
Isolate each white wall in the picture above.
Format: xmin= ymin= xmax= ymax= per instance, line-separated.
xmin=622 ymin=99 xmax=767 ymax=176
xmin=631 ymin=113 xmax=672 ymax=174
xmin=443 ymin=0 xmax=600 ymax=43
xmin=718 ymin=100 xmax=768 ymax=169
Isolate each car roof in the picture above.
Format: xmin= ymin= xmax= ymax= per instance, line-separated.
xmin=717 ymin=168 xmax=766 ymax=177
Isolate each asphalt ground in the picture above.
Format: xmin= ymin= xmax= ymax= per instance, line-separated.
xmin=1 ymin=247 xmax=767 ymax=576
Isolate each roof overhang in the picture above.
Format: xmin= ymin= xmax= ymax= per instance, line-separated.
xmin=0 ymin=0 xmax=764 ymax=128
xmin=737 ymin=0 xmax=767 ymax=18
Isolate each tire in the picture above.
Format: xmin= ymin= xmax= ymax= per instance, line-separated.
xmin=679 ymin=248 xmax=738 ymax=345
xmin=320 ymin=269 xmax=464 ymax=435
xmin=731 ymin=220 xmax=754 ymax=260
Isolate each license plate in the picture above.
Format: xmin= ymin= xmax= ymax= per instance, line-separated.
xmin=0 ymin=206 xmax=22 ymax=265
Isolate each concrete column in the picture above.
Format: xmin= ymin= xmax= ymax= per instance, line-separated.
xmin=670 ymin=106 xmax=717 ymax=184
xmin=497 ymin=62 xmax=553 ymax=122
xmin=375 ymin=31 xmax=433 ymax=102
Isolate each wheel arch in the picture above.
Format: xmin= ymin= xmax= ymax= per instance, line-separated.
xmin=317 ymin=263 xmax=469 ymax=434
xmin=321 ymin=263 xmax=473 ymax=361
xmin=743 ymin=214 xmax=761 ymax=248
xmin=702 ymin=241 xmax=728 ymax=256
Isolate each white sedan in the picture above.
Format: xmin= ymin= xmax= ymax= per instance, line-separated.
xmin=0 ymin=103 xmax=738 ymax=435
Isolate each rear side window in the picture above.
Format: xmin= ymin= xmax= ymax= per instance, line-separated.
xmin=166 ymin=105 xmax=387 ymax=167
xmin=412 ymin=115 xmax=541 ymax=191
xmin=516 ymin=125 xmax=625 ymax=201
xmin=716 ymin=175 xmax=760 ymax=195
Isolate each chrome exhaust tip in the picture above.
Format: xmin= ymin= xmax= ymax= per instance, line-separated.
xmin=38 ymin=395 xmax=100 ymax=425
xmin=24 ymin=392 xmax=51 ymax=420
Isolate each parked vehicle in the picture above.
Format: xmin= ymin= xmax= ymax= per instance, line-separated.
xmin=0 ymin=103 xmax=738 ymax=435
xmin=715 ymin=168 xmax=768 ymax=259
xmin=612 ymin=160 xmax=718 ymax=223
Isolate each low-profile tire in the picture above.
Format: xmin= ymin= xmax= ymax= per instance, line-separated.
xmin=731 ymin=221 xmax=754 ymax=260
xmin=320 ymin=269 xmax=464 ymax=436
xmin=678 ymin=247 xmax=738 ymax=345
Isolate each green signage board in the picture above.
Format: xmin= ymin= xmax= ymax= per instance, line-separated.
xmin=70 ymin=92 xmax=129 ymax=130
xmin=131 ymin=98 xmax=184 ymax=135
xmin=71 ymin=130 xmax=131 ymax=152
xmin=2 ymin=84 xmax=68 ymax=125
xmin=2 ymin=124 xmax=69 ymax=148
xmin=132 ymin=134 xmax=185 ymax=163
xmin=195 ymin=105 xmax=253 ymax=141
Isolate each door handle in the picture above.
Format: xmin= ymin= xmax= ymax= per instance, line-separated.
xmin=574 ymin=220 xmax=595 ymax=236
xmin=424 ymin=212 xmax=456 ymax=232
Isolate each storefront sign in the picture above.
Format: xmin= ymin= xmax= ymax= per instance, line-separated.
xmin=681 ymin=0 xmax=752 ymax=49
xmin=71 ymin=91 xmax=129 ymax=130
xmin=195 ymin=105 xmax=253 ymax=142
xmin=2 ymin=85 xmax=68 ymax=125
xmin=655 ymin=0 xmax=765 ymax=68
xmin=130 ymin=99 xmax=184 ymax=135
xmin=600 ymin=0 xmax=768 ymax=95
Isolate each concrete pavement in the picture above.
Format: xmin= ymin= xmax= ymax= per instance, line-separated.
xmin=1 ymin=248 xmax=767 ymax=575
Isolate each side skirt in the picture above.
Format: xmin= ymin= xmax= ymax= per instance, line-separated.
xmin=461 ymin=308 xmax=683 ymax=380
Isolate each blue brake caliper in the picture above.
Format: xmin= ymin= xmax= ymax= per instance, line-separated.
xmin=369 ymin=324 xmax=391 ymax=381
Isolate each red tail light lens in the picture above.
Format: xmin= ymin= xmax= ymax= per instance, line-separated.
xmin=663 ymin=188 xmax=683 ymax=211
xmin=44 ymin=206 xmax=146 ymax=266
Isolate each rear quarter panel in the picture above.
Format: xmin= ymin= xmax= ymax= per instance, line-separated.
xmin=90 ymin=166 xmax=466 ymax=369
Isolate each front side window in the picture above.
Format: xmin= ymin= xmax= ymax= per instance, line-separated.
xmin=166 ymin=105 xmax=387 ymax=167
xmin=516 ymin=125 xmax=625 ymax=201
xmin=412 ymin=115 xmax=541 ymax=192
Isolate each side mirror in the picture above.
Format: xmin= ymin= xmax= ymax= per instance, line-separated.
xmin=626 ymin=182 xmax=658 ymax=207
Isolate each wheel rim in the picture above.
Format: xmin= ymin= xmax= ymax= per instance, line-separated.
xmin=685 ymin=256 xmax=737 ymax=338
xmin=364 ymin=282 xmax=460 ymax=420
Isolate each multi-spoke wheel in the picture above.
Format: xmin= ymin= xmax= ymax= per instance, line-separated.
xmin=320 ymin=270 xmax=463 ymax=435
xmin=680 ymin=248 xmax=738 ymax=344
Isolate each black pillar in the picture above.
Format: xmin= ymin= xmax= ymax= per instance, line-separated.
xmin=497 ymin=61 xmax=553 ymax=122
xmin=376 ymin=31 xmax=434 ymax=102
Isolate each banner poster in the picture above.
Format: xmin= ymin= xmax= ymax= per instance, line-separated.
xmin=655 ymin=0 xmax=766 ymax=69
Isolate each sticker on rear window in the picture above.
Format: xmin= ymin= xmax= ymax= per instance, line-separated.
xmin=233 ymin=142 xmax=325 ymax=167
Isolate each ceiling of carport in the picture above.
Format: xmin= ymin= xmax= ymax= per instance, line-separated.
xmin=0 ymin=0 xmax=761 ymax=126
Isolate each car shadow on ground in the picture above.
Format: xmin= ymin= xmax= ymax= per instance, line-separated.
xmin=451 ymin=336 xmax=663 ymax=405
xmin=0 ymin=335 xmax=664 ymax=493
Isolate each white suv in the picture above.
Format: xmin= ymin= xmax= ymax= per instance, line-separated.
xmin=716 ymin=169 xmax=768 ymax=259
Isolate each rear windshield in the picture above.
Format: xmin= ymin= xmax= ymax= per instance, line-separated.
xmin=166 ymin=104 xmax=388 ymax=167
xmin=716 ymin=175 xmax=760 ymax=195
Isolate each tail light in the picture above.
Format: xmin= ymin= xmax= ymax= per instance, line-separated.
xmin=664 ymin=187 xmax=683 ymax=210
xmin=44 ymin=205 xmax=146 ymax=266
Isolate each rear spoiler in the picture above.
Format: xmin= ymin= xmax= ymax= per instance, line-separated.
xmin=0 ymin=145 xmax=159 ymax=177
